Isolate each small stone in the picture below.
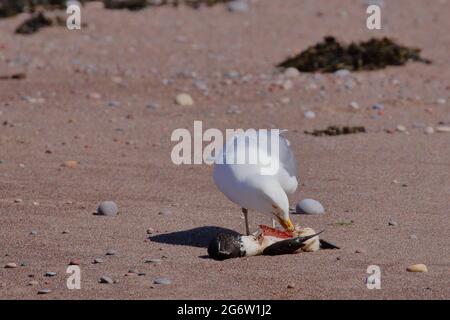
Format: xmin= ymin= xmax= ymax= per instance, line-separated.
xmin=158 ymin=208 xmax=171 ymax=215
xmin=63 ymin=160 xmax=78 ymax=168
xmin=14 ymin=198 xmax=23 ymax=203
xmin=349 ymin=101 xmax=360 ymax=110
xmin=287 ymin=284 xmax=295 ymax=289
xmin=5 ymin=263 xmax=17 ymax=269
xmin=97 ymin=201 xmax=118 ymax=216
xmin=146 ymin=228 xmax=154 ymax=235
xmin=280 ymin=97 xmax=291 ymax=105
xmin=107 ymin=101 xmax=121 ymax=108
xmin=153 ymin=277 xmax=171 ymax=285
xmin=227 ymin=1 xmax=249 ymax=13
xmin=295 ymin=199 xmax=325 ymax=215
xmin=99 ymin=276 xmax=114 ymax=284
xmin=20 ymin=262 xmax=27 ymax=267
xmin=30 ymin=230 xmax=38 ymax=235
xmin=424 ymin=127 xmax=435 ymax=134
xmin=87 ymin=92 xmax=102 ymax=100
xmin=396 ymin=125 xmax=407 ymax=133
xmin=38 ymin=288 xmax=51 ymax=294
xmin=436 ymin=98 xmax=446 ymax=105
xmin=409 ymin=234 xmax=418 ymax=240
xmin=28 ymin=280 xmax=39 ymax=286
xmin=62 ymin=229 xmax=70 ymax=234
xmin=388 ymin=220 xmax=398 ymax=226
xmin=372 ymin=103 xmax=384 ymax=110
xmin=93 ymin=258 xmax=103 ymax=264
xmin=407 ymin=264 xmax=428 ymax=273
xmin=146 ymin=102 xmax=160 ymax=110
xmin=69 ymin=259 xmax=80 ymax=266
xmin=226 ymin=105 xmax=241 ymax=115
xmin=283 ymin=67 xmax=300 ymax=79
xmin=304 ymin=111 xmax=316 ymax=119
xmin=145 ymin=258 xmax=162 ymax=264
xmin=45 ymin=271 xmax=57 ymax=277
xmin=436 ymin=126 xmax=450 ymax=133
xmin=282 ymin=80 xmax=294 ymax=90
xmin=175 ymin=93 xmax=194 ymax=106
xmin=334 ymin=69 xmax=351 ymax=77
xmin=106 ymin=249 xmax=116 ymax=256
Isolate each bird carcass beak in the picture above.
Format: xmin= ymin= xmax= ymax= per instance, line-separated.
xmin=276 ymin=216 xmax=295 ymax=232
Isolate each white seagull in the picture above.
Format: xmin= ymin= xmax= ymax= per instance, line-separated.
xmin=213 ymin=130 xmax=298 ymax=235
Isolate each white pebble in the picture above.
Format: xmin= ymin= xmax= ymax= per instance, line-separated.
xmin=304 ymin=111 xmax=316 ymax=119
xmin=295 ymin=199 xmax=325 ymax=215
xmin=175 ymin=93 xmax=194 ymax=106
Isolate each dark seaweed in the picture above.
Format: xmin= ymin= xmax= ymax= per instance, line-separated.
xmin=278 ymin=36 xmax=431 ymax=73
xmin=304 ymin=126 xmax=366 ymax=137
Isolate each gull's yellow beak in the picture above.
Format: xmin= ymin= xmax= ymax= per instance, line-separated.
xmin=277 ymin=216 xmax=295 ymax=232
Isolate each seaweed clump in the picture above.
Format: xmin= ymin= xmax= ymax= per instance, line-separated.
xmin=104 ymin=0 xmax=231 ymax=10
xmin=304 ymin=126 xmax=366 ymax=137
xmin=278 ymin=36 xmax=431 ymax=73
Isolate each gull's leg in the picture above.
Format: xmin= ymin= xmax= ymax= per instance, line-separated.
xmin=242 ymin=208 xmax=250 ymax=235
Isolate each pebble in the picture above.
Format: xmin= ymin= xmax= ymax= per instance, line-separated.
xmin=146 ymin=228 xmax=154 ymax=235
xmin=107 ymin=101 xmax=121 ymax=108
xmin=28 ymin=280 xmax=39 ymax=286
xmin=93 ymin=258 xmax=103 ymax=264
xmin=38 ymin=288 xmax=51 ymax=294
xmin=424 ymin=127 xmax=435 ymax=134
xmin=14 ymin=198 xmax=23 ymax=203
xmin=87 ymin=92 xmax=102 ymax=100
xmin=396 ymin=125 xmax=407 ymax=133
xmin=5 ymin=263 xmax=18 ymax=269
xmin=227 ymin=1 xmax=249 ymax=13
xmin=436 ymin=126 xmax=450 ymax=133
xmin=287 ymin=284 xmax=295 ymax=289
xmin=407 ymin=264 xmax=428 ymax=273
xmin=153 ymin=277 xmax=172 ymax=285
xmin=158 ymin=208 xmax=171 ymax=215
xmin=295 ymin=199 xmax=325 ymax=215
xmin=372 ymin=103 xmax=384 ymax=110
xmin=388 ymin=220 xmax=398 ymax=226
xmin=97 ymin=201 xmax=118 ymax=216
xmin=334 ymin=69 xmax=351 ymax=77
xmin=62 ymin=229 xmax=70 ymax=234
xmin=99 ymin=276 xmax=114 ymax=284
xmin=30 ymin=230 xmax=38 ymax=235
xmin=283 ymin=67 xmax=300 ymax=78
xmin=175 ymin=93 xmax=194 ymax=106
xmin=63 ymin=160 xmax=78 ymax=168
xmin=282 ymin=80 xmax=293 ymax=91
xmin=145 ymin=258 xmax=162 ymax=265
xmin=106 ymin=249 xmax=116 ymax=256
xmin=45 ymin=272 xmax=57 ymax=277
xmin=146 ymin=101 xmax=160 ymax=110
xmin=436 ymin=98 xmax=446 ymax=105
xmin=304 ymin=111 xmax=316 ymax=119
xmin=349 ymin=101 xmax=360 ymax=110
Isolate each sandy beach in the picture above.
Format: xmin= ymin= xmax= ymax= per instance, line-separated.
xmin=0 ymin=0 xmax=449 ymax=299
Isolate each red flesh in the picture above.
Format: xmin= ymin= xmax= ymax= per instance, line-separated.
xmin=259 ymin=225 xmax=293 ymax=239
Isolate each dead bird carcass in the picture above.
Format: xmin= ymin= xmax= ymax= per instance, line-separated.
xmin=208 ymin=225 xmax=339 ymax=260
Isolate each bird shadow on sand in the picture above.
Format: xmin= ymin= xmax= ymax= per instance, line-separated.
xmin=149 ymin=226 xmax=239 ymax=249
